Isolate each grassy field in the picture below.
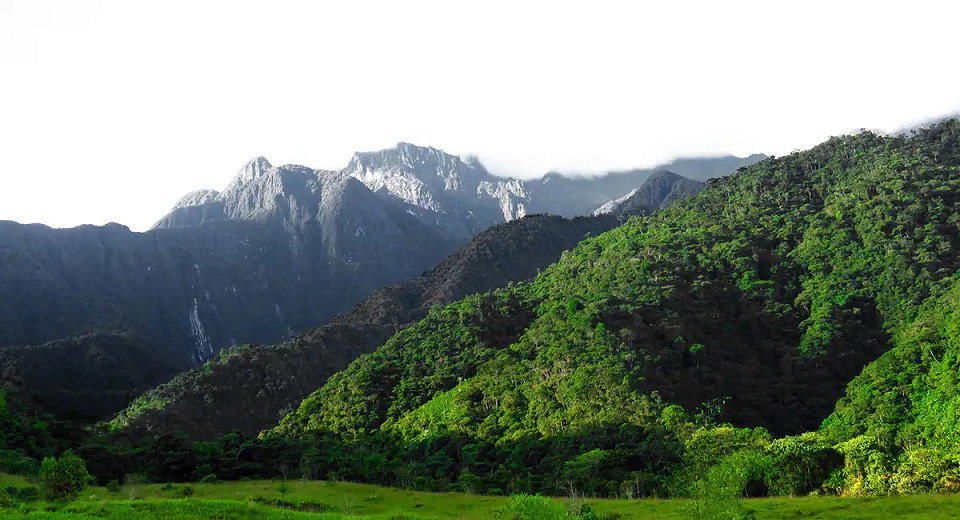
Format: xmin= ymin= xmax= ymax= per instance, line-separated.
xmin=3 ymin=475 xmax=960 ymax=518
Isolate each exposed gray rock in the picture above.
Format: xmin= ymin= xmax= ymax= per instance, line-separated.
xmin=170 ymin=189 xmax=220 ymax=210
xmin=156 ymin=145 xmax=762 ymax=238
xmin=594 ymin=171 xmax=705 ymax=216
xmin=1 ymin=171 xmax=456 ymax=371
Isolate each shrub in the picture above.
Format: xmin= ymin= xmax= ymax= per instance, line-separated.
xmin=106 ymin=480 xmax=121 ymax=493
xmin=38 ymin=452 xmax=92 ymax=500
xmin=570 ymin=503 xmax=621 ymax=520
xmin=766 ymin=432 xmax=841 ymax=496
xmin=0 ymin=484 xmax=40 ymax=506
xmin=199 ymin=473 xmax=219 ymax=484
xmin=889 ymin=448 xmax=960 ymax=494
xmin=835 ymin=435 xmax=891 ymax=496
xmin=495 ymin=494 xmax=567 ymax=520
xmin=456 ymin=471 xmax=481 ymax=494
xmin=684 ymin=450 xmax=770 ymax=520
xmin=4 ymin=484 xmax=40 ymax=502
xmin=0 ymin=450 xmax=40 ymax=476
xmin=123 ymin=473 xmax=149 ymax=500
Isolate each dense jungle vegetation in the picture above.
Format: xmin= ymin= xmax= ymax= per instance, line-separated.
xmin=4 ymin=121 xmax=960 ymax=513
xmin=268 ymin=120 xmax=960 ymax=498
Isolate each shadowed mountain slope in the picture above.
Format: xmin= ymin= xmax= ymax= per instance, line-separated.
xmin=109 ymin=214 xmax=617 ymax=441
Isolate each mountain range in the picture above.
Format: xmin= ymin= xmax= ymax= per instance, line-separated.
xmin=5 ymin=121 xmax=960 ymax=503
xmin=0 ymin=143 xmax=761 ymax=419
xmin=157 ymin=144 xmax=762 ymax=238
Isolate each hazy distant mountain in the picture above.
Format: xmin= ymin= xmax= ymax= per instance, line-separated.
xmin=594 ymin=171 xmax=705 ymax=217
xmin=892 ymin=112 xmax=960 ymax=135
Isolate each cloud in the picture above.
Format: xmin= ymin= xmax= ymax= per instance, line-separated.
xmin=1 ymin=1 xmax=959 ymax=230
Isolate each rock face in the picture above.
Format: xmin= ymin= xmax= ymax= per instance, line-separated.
xmin=157 ymin=144 xmax=760 ymax=239
xmin=594 ymin=171 xmax=705 ymax=216
xmin=0 ymin=162 xmax=457 ymax=371
xmin=337 ymin=144 xmax=763 ymax=231
xmin=110 ymin=214 xmax=619 ymax=441
xmin=155 ymin=145 xmax=762 ymax=238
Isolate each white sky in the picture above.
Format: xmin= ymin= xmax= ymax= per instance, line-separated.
xmin=1 ymin=0 xmax=958 ymax=231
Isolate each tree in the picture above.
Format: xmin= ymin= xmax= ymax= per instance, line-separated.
xmin=39 ymin=452 xmax=92 ymax=500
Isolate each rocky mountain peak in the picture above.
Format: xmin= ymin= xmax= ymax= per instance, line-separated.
xmin=220 ymin=157 xmax=278 ymax=197
xmin=238 ymin=156 xmax=273 ymax=182
xmin=593 ymin=170 xmax=705 ymax=216
xmin=346 ymin=143 xmax=492 ymax=193
xmin=156 ymin=146 xmax=763 ymax=240
xmin=644 ymin=169 xmax=686 ymax=183
xmin=170 ymin=189 xmax=220 ymax=211
xmin=343 ymin=143 xmax=488 ymax=222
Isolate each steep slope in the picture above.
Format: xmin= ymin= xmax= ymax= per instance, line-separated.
xmin=108 ymin=214 xmax=617 ymax=441
xmin=268 ymin=121 xmax=960 ymax=496
xmin=0 ymin=162 xmax=460 ymax=418
xmin=594 ymin=170 xmax=705 ymax=216
xmin=0 ymin=332 xmax=179 ymax=419
xmin=0 ymin=214 xmax=449 ymax=369
xmin=344 ymin=143 xmax=511 ymax=238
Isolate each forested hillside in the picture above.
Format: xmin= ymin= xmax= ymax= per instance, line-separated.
xmin=0 ymin=333 xmax=178 ymax=419
xmin=0 ymin=385 xmax=68 ymax=475
xmin=264 ymin=120 xmax=960 ymax=497
xmin=108 ymin=215 xmax=617 ymax=441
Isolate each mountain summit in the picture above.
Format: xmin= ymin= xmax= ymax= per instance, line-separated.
xmin=594 ymin=170 xmax=705 ymax=216
xmin=156 ymin=143 xmax=763 ymax=238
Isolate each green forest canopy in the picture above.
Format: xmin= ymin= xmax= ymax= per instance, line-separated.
xmin=268 ymin=121 xmax=960 ymax=496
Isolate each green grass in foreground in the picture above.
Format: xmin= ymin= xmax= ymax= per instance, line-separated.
xmin=4 ymin=477 xmax=960 ymax=519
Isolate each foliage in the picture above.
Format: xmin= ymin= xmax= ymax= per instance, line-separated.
xmin=684 ymin=450 xmax=768 ymax=519
xmin=495 ymin=494 xmax=568 ymax=520
xmin=0 ymin=483 xmax=40 ymax=506
xmin=764 ymin=432 xmax=840 ymax=496
xmin=242 ymin=121 xmax=960 ymax=497
xmin=0 ymin=388 xmax=64 ymax=476
xmin=38 ymin=452 xmax=92 ymax=500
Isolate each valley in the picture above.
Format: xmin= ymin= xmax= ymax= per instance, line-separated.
xmin=4 ymin=2 xmax=958 ymax=517
xmin=4 ymin=123 xmax=960 ymax=518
